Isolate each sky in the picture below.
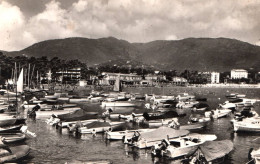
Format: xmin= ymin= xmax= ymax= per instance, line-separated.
xmin=1 ymin=0 xmax=260 ymax=51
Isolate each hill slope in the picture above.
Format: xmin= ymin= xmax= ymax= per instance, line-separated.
xmin=3 ymin=37 xmax=260 ymax=71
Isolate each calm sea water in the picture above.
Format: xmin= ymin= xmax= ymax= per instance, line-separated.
xmin=20 ymin=87 xmax=260 ymax=164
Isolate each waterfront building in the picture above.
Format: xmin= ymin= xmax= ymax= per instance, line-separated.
xmin=145 ymin=74 xmax=166 ymax=82
xmin=99 ymin=72 xmax=142 ymax=85
xmin=230 ymin=69 xmax=248 ymax=79
xmin=172 ymin=77 xmax=188 ymax=85
xmin=55 ymin=68 xmax=81 ymax=82
xmin=211 ymin=72 xmax=220 ymax=84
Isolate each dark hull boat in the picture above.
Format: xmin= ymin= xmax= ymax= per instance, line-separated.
xmin=0 ymin=145 xmax=30 ymax=163
xmin=0 ymin=124 xmax=23 ymax=133
xmin=57 ymin=110 xmax=99 ymax=122
xmin=0 ymin=133 xmax=26 ymax=143
xmin=143 ymin=111 xmax=179 ymax=121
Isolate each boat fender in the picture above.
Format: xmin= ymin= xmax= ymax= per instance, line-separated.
xmin=108 ymin=127 xmax=112 ymax=132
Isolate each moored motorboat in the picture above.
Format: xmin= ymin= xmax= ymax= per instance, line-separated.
xmin=191 ymin=103 xmax=209 ymax=112
xmin=226 ymin=93 xmax=238 ymax=99
xmin=69 ymin=98 xmax=90 ymax=103
xmin=145 ymin=118 xmax=176 ymax=127
xmin=249 ymin=148 xmax=260 ymax=164
xmin=178 ymin=122 xmax=206 ymax=131
xmin=0 ymin=133 xmax=26 ymax=143
xmin=78 ymin=121 xmax=124 ymax=134
xmin=187 ymin=140 xmax=233 ymax=163
xmin=36 ymin=108 xmax=80 ymax=118
xmin=189 ymin=114 xmax=211 ymax=123
xmin=0 ymin=124 xmax=23 ymax=133
xmin=151 ymin=133 xmax=217 ymax=158
xmin=0 ymin=145 xmax=30 ymax=163
xmin=57 ymin=119 xmax=101 ymax=128
xmin=219 ymin=101 xmax=236 ymax=110
xmin=128 ymin=127 xmax=189 ymax=149
xmin=205 ymin=108 xmax=232 ymax=119
xmin=233 ymin=117 xmax=260 ymax=132
xmin=106 ymin=128 xmax=156 ymax=140
xmin=56 ymin=110 xmax=99 ymax=122
xmin=0 ymin=116 xmax=17 ymax=127
xmin=101 ymin=101 xmax=136 ymax=107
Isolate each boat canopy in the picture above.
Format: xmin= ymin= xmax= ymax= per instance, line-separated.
xmin=85 ymin=121 xmax=111 ymax=129
xmin=194 ymin=103 xmax=209 ymax=108
xmin=57 ymin=110 xmax=98 ymax=121
xmin=199 ymin=140 xmax=233 ymax=162
xmin=139 ymin=127 xmax=189 ymax=142
xmin=229 ymin=99 xmax=243 ymax=103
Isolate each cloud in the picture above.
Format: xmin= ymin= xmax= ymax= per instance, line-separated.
xmin=0 ymin=1 xmax=25 ymax=50
xmin=256 ymin=41 xmax=260 ymax=46
xmin=165 ymin=35 xmax=178 ymax=40
xmin=1 ymin=0 xmax=260 ymax=51
xmin=73 ymin=0 xmax=88 ymax=12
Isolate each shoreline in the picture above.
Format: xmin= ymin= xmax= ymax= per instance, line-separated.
xmin=187 ymin=83 xmax=260 ymax=88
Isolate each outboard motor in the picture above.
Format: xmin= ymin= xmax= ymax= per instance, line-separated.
xmin=143 ymin=112 xmax=150 ymax=121
xmin=28 ymin=104 xmax=40 ymax=119
xmin=152 ymin=139 xmax=169 ymax=157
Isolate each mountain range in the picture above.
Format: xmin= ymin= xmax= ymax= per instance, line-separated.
xmin=2 ymin=37 xmax=260 ymax=72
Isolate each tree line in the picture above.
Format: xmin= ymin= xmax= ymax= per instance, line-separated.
xmin=0 ymin=52 xmax=259 ymax=85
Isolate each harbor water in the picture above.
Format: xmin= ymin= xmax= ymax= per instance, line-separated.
xmin=20 ymin=87 xmax=260 ymax=164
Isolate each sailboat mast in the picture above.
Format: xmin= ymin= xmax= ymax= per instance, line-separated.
xmin=28 ymin=64 xmax=30 ymax=89
xmin=15 ymin=62 xmax=18 ymax=112
xmin=36 ymin=70 xmax=39 ymax=87
xmin=30 ymin=64 xmax=35 ymax=88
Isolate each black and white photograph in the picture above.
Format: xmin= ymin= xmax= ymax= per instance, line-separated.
xmin=0 ymin=0 xmax=260 ymax=163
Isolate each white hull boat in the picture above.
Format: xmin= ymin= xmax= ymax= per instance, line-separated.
xmin=152 ymin=134 xmax=217 ymax=158
xmin=69 ymin=98 xmax=90 ymax=103
xmin=23 ymin=104 xmax=38 ymax=109
xmin=101 ymin=101 xmax=136 ymax=107
xmin=219 ymin=101 xmax=236 ymax=109
xmin=251 ymin=148 xmax=260 ymax=164
xmin=233 ymin=117 xmax=260 ymax=132
xmin=58 ymin=119 xmax=100 ymax=128
xmin=106 ymin=129 xmax=155 ymax=140
xmin=78 ymin=122 xmax=124 ymax=134
xmin=36 ymin=108 xmax=80 ymax=118
xmin=130 ymin=127 xmax=189 ymax=149
xmin=205 ymin=109 xmax=232 ymax=119
xmin=57 ymin=97 xmax=70 ymax=101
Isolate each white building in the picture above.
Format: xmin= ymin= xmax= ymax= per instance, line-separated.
xmin=211 ymin=72 xmax=220 ymax=84
xmin=99 ymin=72 xmax=142 ymax=85
xmin=145 ymin=74 xmax=166 ymax=82
xmin=231 ymin=69 xmax=248 ymax=79
xmin=172 ymin=77 xmax=188 ymax=85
